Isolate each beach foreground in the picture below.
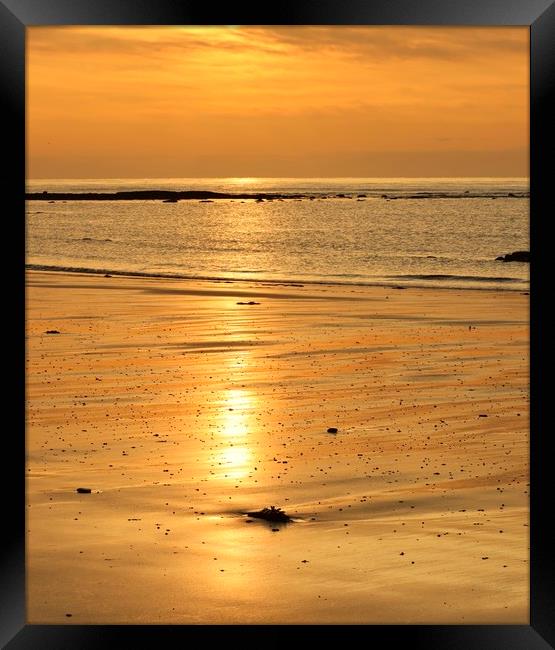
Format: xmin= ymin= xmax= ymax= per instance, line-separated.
xmin=26 ymin=270 xmax=529 ymax=624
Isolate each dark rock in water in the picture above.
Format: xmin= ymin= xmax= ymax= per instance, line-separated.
xmin=27 ymin=189 xmax=308 ymax=202
xmin=236 ymin=301 xmax=260 ymax=305
xmin=246 ymin=506 xmax=291 ymax=523
xmin=76 ymin=487 xmax=92 ymax=493
xmin=327 ymin=427 xmax=338 ymax=434
xmin=496 ymin=251 xmax=530 ymax=263
xmin=45 ymin=330 xmax=60 ymax=334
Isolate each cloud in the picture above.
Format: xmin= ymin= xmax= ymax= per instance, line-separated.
xmin=26 ymin=26 xmax=529 ymax=178
xmin=236 ymin=26 xmax=527 ymax=62
xmin=28 ymin=25 xmax=527 ymax=64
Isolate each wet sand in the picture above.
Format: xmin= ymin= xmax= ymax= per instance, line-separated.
xmin=26 ymin=270 xmax=529 ymax=624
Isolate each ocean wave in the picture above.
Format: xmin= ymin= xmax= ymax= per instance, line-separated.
xmin=389 ymin=274 xmax=521 ymax=283
xmin=71 ymin=237 xmax=114 ymax=243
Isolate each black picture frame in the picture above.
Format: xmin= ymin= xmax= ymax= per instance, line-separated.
xmin=5 ymin=1 xmax=553 ymax=647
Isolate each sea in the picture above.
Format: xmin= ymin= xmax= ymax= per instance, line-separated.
xmin=26 ymin=177 xmax=529 ymax=291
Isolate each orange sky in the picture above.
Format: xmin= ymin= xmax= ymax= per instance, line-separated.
xmin=27 ymin=26 xmax=529 ymax=178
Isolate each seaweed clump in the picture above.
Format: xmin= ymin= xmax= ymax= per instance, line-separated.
xmin=246 ymin=506 xmax=291 ymax=523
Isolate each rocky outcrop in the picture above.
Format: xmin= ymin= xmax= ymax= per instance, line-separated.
xmin=26 ymin=190 xmax=307 ymax=201
xmin=246 ymin=506 xmax=291 ymax=523
xmin=495 ymin=251 xmax=530 ymax=263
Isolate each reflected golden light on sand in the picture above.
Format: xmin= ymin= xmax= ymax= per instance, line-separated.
xmin=220 ymin=388 xmax=253 ymax=438
xmin=215 ymin=386 xmax=257 ymax=479
xmin=217 ymin=445 xmax=252 ymax=479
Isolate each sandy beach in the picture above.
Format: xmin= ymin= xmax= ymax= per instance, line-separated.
xmin=25 ymin=269 xmax=529 ymax=624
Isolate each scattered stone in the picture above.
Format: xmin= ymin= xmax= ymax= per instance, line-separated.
xmin=478 ymin=414 xmax=488 ymax=418
xmin=246 ymin=506 xmax=291 ymax=523
xmin=327 ymin=427 xmax=338 ymax=434
xmin=45 ymin=330 xmax=60 ymax=334
xmin=76 ymin=487 xmax=92 ymax=494
xmin=236 ymin=301 xmax=260 ymax=305
xmin=104 ymin=274 xmax=112 ymax=278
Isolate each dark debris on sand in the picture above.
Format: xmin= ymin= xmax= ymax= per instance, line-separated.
xmin=246 ymin=506 xmax=292 ymax=523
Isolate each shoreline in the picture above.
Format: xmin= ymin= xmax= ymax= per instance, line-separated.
xmin=26 ymin=269 xmax=529 ymax=624
xmin=25 ymin=264 xmax=529 ymax=293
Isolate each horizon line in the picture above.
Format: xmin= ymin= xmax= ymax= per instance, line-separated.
xmin=27 ymin=175 xmax=530 ymax=181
